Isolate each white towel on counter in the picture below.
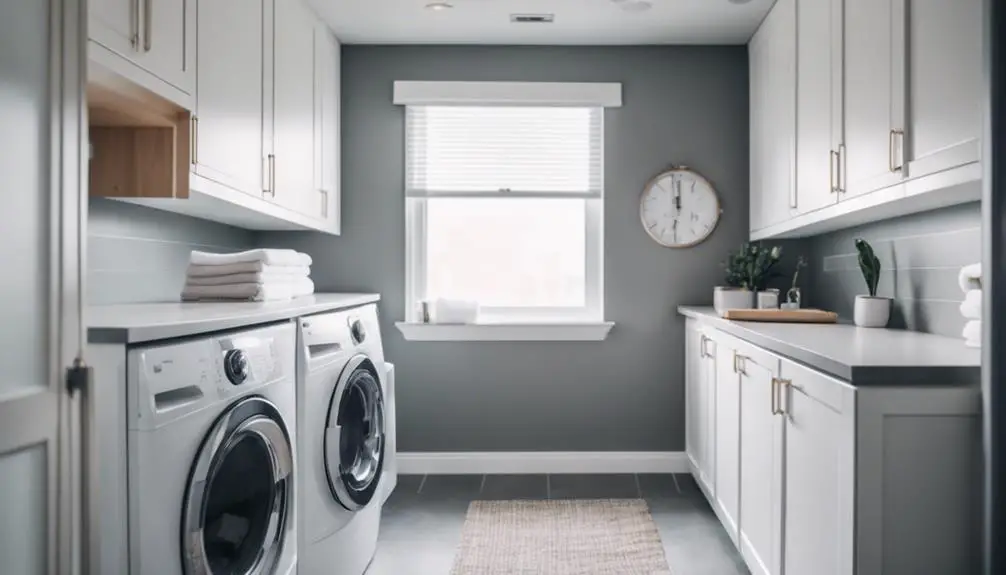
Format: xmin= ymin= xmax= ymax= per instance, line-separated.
xmin=960 ymin=289 xmax=983 ymax=320
xmin=187 ymin=262 xmax=311 ymax=278
xmin=963 ymin=319 xmax=982 ymax=348
xmin=958 ymin=263 xmax=982 ymax=293
xmin=190 ymin=249 xmax=312 ymax=268
xmin=186 ymin=270 xmax=311 ymax=286
xmin=181 ymin=278 xmax=315 ymax=302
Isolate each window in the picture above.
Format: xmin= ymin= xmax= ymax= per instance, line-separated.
xmin=404 ymin=104 xmax=605 ymax=324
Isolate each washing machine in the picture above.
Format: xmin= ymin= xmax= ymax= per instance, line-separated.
xmin=127 ymin=321 xmax=298 ymax=575
xmin=297 ymin=303 xmax=393 ymax=575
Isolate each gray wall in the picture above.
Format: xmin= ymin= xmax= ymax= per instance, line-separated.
xmin=259 ymin=45 xmax=751 ymax=452
xmin=88 ymin=198 xmax=255 ymax=305
xmin=806 ymin=201 xmax=982 ymax=338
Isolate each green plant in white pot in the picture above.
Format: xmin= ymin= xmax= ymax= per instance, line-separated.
xmin=715 ymin=243 xmax=783 ymax=316
xmin=853 ymin=238 xmax=891 ymax=328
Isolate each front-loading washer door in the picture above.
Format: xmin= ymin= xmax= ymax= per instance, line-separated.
xmin=324 ymin=355 xmax=386 ymax=511
xmin=181 ymin=396 xmax=293 ymax=575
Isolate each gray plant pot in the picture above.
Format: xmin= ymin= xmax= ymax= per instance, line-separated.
xmin=854 ymin=295 xmax=891 ymax=328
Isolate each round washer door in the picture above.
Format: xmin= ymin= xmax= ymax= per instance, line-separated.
xmin=324 ymin=355 xmax=385 ymax=511
xmin=181 ymin=396 xmax=294 ymax=575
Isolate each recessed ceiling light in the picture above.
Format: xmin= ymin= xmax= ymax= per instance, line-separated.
xmin=425 ymin=2 xmax=453 ymax=11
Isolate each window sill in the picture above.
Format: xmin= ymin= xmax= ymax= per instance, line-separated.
xmin=394 ymin=321 xmax=615 ymax=342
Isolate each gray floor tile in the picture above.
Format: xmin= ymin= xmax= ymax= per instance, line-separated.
xmin=480 ymin=474 xmax=548 ymax=500
xmin=395 ymin=474 xmax=424 ymax=494
xmin=674 ymin=472 xmax=703 ymax=498
xmin=548 ymin=473 xmax=640 ymax=499
xmin=418 ymin=474 xmax=484 ymax=501
xmin=637 ymin=473 xmax=681 ymax=498
xmin=381 ymin=474 xmax=424 ymax=512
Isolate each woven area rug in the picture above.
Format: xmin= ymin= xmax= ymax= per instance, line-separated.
xmin=450 ymin=499 xmax=672 ymax=575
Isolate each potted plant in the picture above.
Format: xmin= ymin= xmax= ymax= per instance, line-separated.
xmin=715 ymin=243 xmax=783 ymax=315
xmin=853 ymin=238 xmax=891 ymax=327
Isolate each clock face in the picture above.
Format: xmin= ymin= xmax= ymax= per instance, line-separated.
xmin=640 ymin=168 xmax=721 ymax=248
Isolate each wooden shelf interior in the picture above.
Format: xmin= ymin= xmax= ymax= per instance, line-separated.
xmin=87 ymin=76 xmax=190 ymax=199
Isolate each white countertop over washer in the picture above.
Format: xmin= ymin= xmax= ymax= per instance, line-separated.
xmin=89 ymin=294 xmax=381 ymax=344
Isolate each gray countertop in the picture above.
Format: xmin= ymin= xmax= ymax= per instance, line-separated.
xmin=89 ymin=293 xmax=381 ymax=344
xmin=678 ymin=306 xmax=980 ymax=385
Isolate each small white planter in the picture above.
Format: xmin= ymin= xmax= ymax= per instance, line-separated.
xmin=854 ymin=295 xmax=891 ymax=328
xmin=714 ymin=287 xmax=755 ymax=316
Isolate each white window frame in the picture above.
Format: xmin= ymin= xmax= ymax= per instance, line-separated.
xmin=396 ymin=82 xmax=621 ymax=340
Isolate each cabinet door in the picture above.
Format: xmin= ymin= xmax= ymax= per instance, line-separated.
xmin=685 ymin=324 xmax=703 ymax=479
xmin=738 ymin=352 xmax=784 ymax=575
xmin=273 ymin=0 xmax=317 ymax=216
xmin=905 ymin=0 xmax=982 ymax=179
xmin=749 ymin=0 xmax=797 ymax=231
xmin=195 ymin=0 xmax=266 ymax=196
xmin=796 ymin=0 xmax=841 ymax=215
xmin=701 ymin=340 xmax=717 ymax=497
xmin=843 ymin=0 xmax=906 ymax=197
xmin=780 ymin=360 xmax=856 ymax=575
xmin=315 ymin=25 xmax=341 ymax=231
xmin=713 ymin=340 xmax=740 ymax=543
xmin=90 ymin=0 xmax=138 ymax=57
xmin=141 ymin=0 xmax=195 ymax=94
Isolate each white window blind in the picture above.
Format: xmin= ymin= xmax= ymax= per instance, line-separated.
xmin=405 ymin=106 xmax=603 ymax=198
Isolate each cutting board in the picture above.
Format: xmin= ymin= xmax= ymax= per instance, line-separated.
xmin=722 ymin=308 xmax=839 ymax=324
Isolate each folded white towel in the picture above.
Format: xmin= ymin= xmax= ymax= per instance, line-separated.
xmin=190 ymin=249 xmax=312 ymax=268
xmin=181 ymin=278 xmax=315 ymax=302
xmin=958 ymin=263 xmax=982 ymax=293
xmin=186 ymin=270 xmax=311 ymax=286
xmin=187 ymin=262 xmax=311 ymax=278
xmin=960 ymin=289 xmax=983 ymax=320
xmin=963 ymin=319 xmax=982 ymax=348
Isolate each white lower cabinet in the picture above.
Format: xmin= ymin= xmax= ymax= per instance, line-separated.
xmin=686 ymin=324 xmax=981 ymax=575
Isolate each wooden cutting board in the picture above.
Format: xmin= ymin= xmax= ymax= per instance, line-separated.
xmin=722 ymin=308 xmax=839 ymax=324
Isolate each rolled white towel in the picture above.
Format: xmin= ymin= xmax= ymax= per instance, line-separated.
xmin=962 ymin=319 xmax=982 ymax=348
xmin=181 ymin=278 xmax=315 ymax=302
xmin=960 ymin=289 xmax=983 ymax=320
xmin=187 ymin=262 xmax=311 ymax=278
xmin=958 ymin=263 xmax=982 ymax=293
xmin=190 ymin=249 xmax=312 ymax=268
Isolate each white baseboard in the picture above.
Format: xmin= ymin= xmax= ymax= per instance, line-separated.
xmin=396 ymin=451 xmax=689 ymax=475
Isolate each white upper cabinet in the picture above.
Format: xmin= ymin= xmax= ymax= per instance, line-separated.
xmin=89 ymin=0 xmax=195 ymax=106
xmin=737 ymin=348 xmax=784 ymax=575
xmin=749 ymin=0 xmax=796 ymax=231
xmin=273 ymin=0 xmax=319 ymax=217
xmin=194 ymin=0 xmax=267 ymax=197
xmin=795 ymin=0 xmax=843 ymax=216
xmin=316 ymin=24 xmax=342 ymax=233
xmin=843 ymin=0 xmax=907 ymax=198
xmin=905 ymin=0 xmax=983 ymax=179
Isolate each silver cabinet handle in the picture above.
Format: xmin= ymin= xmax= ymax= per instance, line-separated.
xmin=143 ymin=0 xmax=152 ymax=52
xmin=830 ymin=150 xmax=839 ymax=193
xmin=131 ymin=0 xmax=140 ymax=49
xmin=837 ymin=144 xmax=845 ymax=193
xmin=772 ymin=378 xmax=791 ymax=415
xmin=190 ymin=115 xmax=198 ymax=165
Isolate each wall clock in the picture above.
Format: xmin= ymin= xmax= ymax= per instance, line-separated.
xmin=639 ymin=166 xmax=722 ymax=248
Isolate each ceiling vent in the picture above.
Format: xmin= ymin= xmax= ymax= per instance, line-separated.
xmin=510 ymin=14 xmax=555 ymax=24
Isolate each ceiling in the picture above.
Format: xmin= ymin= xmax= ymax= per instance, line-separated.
xmin=309 ymin=0 xmax=776 ymax=45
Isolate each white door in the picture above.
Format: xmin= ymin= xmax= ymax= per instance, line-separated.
xmin=780 ymin=360 xmax=856 ymax=575
xmin=750 ymin=0 xmax=797 ymax=230
xmin=195 ymin=0 xmax=266 ymax=196
xmin=738 ymin=352 xmax=784 ymax=575
xmin=1 ymin=0 xmax=84 ymax=573
xmin=273 ymin=0 xmax=317 ymax=217
xmin=89 ymin=0 xmax=138 ymax=57
xmin=905 ymin=0 xmax=982 ymax=179
xmin=315 ymin=24 xmax=341 ymax=231
xmin=714 ymin=339 xmax=740 ymax=543
xmin=796 ymin=0 xmax=842 ymax=214
xmin=139 ymin=0 xmax=195 ymax=94
xmin=843 ymin=0 xmax=907 ymax=197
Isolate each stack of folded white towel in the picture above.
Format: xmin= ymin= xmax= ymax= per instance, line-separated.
xmin=959 ymin=263 xmax=982 ymax=348
xmin=182 ymin=249 xmax=315 ymax=302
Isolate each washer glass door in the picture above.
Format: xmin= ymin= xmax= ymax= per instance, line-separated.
xmin=324 ymin=355 xmax=385 ymax=510
xmin=182 ymin=397 xmax=294 ymax=575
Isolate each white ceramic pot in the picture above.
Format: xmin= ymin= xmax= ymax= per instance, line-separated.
xmin=714 ymin=287 xmax=755 ymax=316
xmin=854 ymin=295 xmax=891 ymax=328
xmin=757 ymin=289 xmax=779 ymax=309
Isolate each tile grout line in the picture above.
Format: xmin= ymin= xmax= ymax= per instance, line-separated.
xmin=479 ymin=474 xmax=487 ymax=495
xmin=633 ymin=473 xmax=642 ymax=499
xmin=416 ymin=474 xmax=428 ymax=495
xmin=546 ymin=475 xmax=551 ymax=499
xmin=671 ymin=473 xmax=682 ymax=495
